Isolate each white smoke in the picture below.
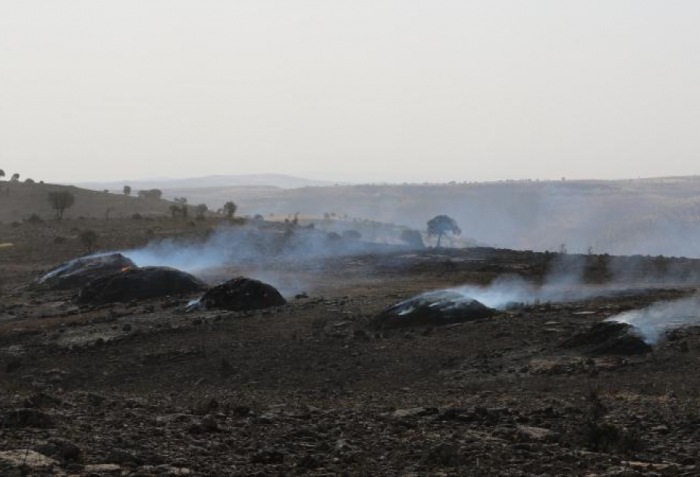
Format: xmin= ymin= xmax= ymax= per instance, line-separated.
xmin=606 ymin=294 xmax=700 ymax=344
xmin=119 ymin=224 xmax=408 ymax=295
xmin=440 ymin=275 xmax=638 ymax=311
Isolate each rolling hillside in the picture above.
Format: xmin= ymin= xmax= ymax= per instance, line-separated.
xmin=0 ymin=181 xmax=176 ymax=223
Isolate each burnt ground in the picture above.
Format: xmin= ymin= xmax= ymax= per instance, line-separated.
xmin=3 ymin=219 xmax=700 ymax=475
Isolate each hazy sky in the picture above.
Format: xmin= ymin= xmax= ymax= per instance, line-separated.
xmin=1 ymin=1 xmax=699 ymax=184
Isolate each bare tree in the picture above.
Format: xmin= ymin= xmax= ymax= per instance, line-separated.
xmin=47 ymin=191 xmax=76 ymax=220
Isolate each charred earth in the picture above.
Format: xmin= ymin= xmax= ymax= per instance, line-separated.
xmin=4 ymin=221 xmax=700 ymax=476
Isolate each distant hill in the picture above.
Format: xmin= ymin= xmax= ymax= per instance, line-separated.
xmin=0 ymin=181 xmax=176 ymax=223
xmin=191 ymin=176 xmax=700 ymax=258
xmin=74 ymin=174 xmax=337 ymax=192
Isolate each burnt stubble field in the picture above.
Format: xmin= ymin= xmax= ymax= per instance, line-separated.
xmin=2 ymin=218 xmax=700 ymax=476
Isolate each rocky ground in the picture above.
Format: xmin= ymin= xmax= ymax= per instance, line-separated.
xmin=3 ymin=219 xmax=700 ymax=476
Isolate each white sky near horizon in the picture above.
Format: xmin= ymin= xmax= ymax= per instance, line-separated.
xmin=1 ymin=1 xmax=699 ymax=184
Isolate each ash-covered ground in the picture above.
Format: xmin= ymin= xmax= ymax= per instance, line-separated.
xmin=3 ymin=222 xmax=700 ymax=476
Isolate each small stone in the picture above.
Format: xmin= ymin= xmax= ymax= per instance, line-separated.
xmin=251 ymin=449 xmax=285 ymax=464
xmin=35 ymin=438 xmax=81 ymax=461
xmin=516 ymin=425 xmax=559 ymax=442
xmin=85 ymin=463 xmax=122 ymax=473
xmin=106 ymin=448 xmax=142 ymax=466
xmin=0 ymin=449 xmax=58 ymax=470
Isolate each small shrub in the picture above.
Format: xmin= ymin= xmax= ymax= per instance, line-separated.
xmin=79 ymin=230 xmax=99 ymax=254
xmin=342 ymin=230 xmax=362 ymax=241
xmin=25 ymin=214 xmax=44 ymax=224
xmin=326 ymin=232 xmax=341 ymax=242
xmin=132 ymin=213 xmax=143 ymax=220
xmin=53 ymin=236 xmax=66 ymax=244
xmin=583 ymin=421 xmax=643 ymax=454
xmin=10 ymin=221 xmax=21 ymax=228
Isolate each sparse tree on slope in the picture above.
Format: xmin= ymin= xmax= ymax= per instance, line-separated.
xmin=427 ymin=215 xmax=461 ymax=248
xmin=196 ymin=204 xmax=208 ymax=219
xmin=223 ymin=201 xmax=237 ymax=219
xmin=47 ymin=191 xmax=75 ymax=221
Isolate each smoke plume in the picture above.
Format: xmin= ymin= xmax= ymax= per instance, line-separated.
xmin=606 ymin=294 xmax=700 ymax=344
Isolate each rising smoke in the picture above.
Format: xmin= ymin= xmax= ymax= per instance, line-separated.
xmin=606 ymin=294 xmax=700 ymax=344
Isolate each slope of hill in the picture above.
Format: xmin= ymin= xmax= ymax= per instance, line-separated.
xmin=0 ymin=181 xmax=176 ymax=223
xmin=75 ymin=173 xmax=336 ymax=192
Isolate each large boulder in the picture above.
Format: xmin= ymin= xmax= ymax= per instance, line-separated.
xmin=197 ymin=277 xmax=286 ymax=311
xmin=372 ymin=290 xmax=495 ymax=328
xmin=35 ymin=253 xmax=136 ymax=290
xmin=78 ymin=266 xmax=206 ymax=304
xmin=560 ymin=321 xmax=651 ymax=355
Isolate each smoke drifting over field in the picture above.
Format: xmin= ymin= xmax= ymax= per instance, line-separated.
xmin=607 ymin=295 xmax=700 ymax=344
xmin=123 ymin=225 xmax=394 ymax=273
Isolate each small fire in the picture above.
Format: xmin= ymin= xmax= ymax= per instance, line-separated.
xmin=121 ymin=266 xmax=132 ymax=272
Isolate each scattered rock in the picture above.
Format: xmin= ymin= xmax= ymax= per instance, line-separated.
xmin=188 ymin=414 xmax=219 ymax=434
xmin=0 ymin=449 xmax=58 ymax=471
xmin=516 ymin=425 xmax=559 ymax=442
xmin=23 ymin=392 xmax=62 ymax=409
xmin=105 ymin=448 xmax=143 ymax=466
xmin=423 ymin=443 xmax=464 ymax=467
xmin=251 ymin=449 xmax=285 ymax=464
xmin=388 ymin=407 xmax=438 ymax=419
xmin=85 ymin=463 xmax=122 ymax=473
xmin=1 ymin=408 xmax=55 ymax=428
xmin=35 ymin=438 xmax=81 ymax=461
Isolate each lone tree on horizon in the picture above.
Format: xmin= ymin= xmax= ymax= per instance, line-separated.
xmin=47 ymin=191 xmax=75 ymax=220
xmin=223 ymin=201 xmax=237 ymax=219
xmin=123 ymin=185 xmax=131 ymax=196
xmin=427 ymin=215 xmax=461 ymax=247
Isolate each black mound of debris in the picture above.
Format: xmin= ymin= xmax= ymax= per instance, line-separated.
xmin=78 ymin=266 xmax=206 ymax=304
xmin=372 ymin=290 xmax=496 ymax=328
xmin=561 ymin=321 xmax=652 ymax=355
xmin=35 ymin=253 xmax=136 ymax=290
xmin=196 ymin=277 xmax=286 ymax=311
